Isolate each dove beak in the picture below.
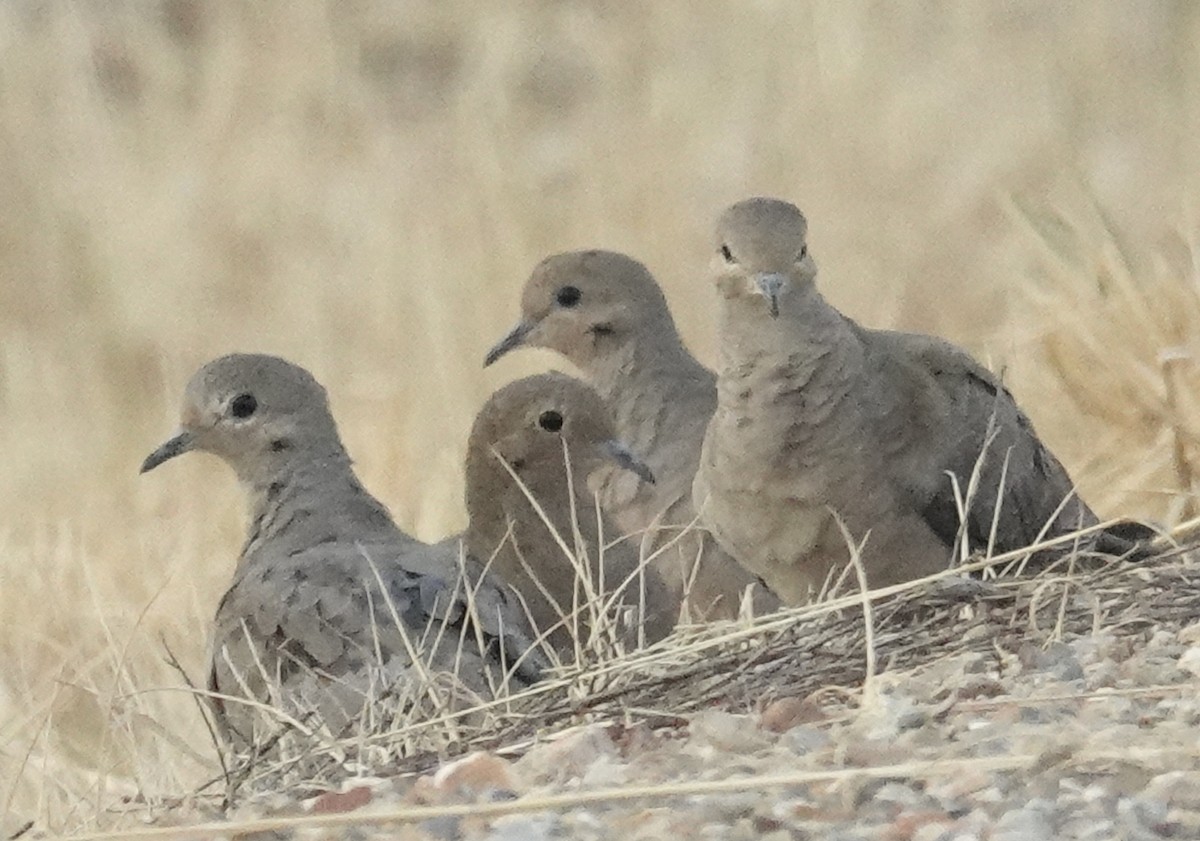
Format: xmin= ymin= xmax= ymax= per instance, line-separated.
xmin=484 ymin=319 xmax=535 ymax=367
xmin=598 ymin=439 xmax=655 ymax=485
xmin=754 ymin=272 xmax=787 ymax=318
xmin=140 ymin=430 xmax=195 ymax=473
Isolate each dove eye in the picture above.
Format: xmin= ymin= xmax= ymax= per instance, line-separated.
xmin=720 ymin=245 xmax=735 ymax=263
xmin=555 ymin=285 xmax=582 ymax=308
xmin=229 ymin=393 xmax=258 ymax=419
xmin=797 ymin=245 xmax=808 ymax=261
xmin=538 ymin=410 xmax=563 ymax=432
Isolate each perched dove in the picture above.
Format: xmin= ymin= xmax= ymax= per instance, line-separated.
xmin=485 ymin=250 xmax=779 ymax=620
xmin=464 ymin=372 xmax=676 ymax=654
xmin=141 ymin=353 xmax=543 ymax=746
xmin=694 ymin=197 xmax=1143 ymax=605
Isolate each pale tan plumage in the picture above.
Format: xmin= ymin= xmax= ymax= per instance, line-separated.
xmin=464 ymin=372 xmax=675 ymax=654
xmin=694 ymin=197 xmax=1131 ymax=605
xmin=485 ymin=250 xmax=779 ymax=620
xmin=141 ymin=354 xmax=543 ymax=747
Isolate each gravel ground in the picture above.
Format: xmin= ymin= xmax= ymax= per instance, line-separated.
xmin=130 ymin=619 xmax=1200 ymax=841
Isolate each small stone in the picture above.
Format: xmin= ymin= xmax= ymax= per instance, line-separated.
xmin=841 ymin=737 xmax=911 ymax=768
xmin=580 ymin=754 xmax=630 ymax=787
xmin=761 ymin=695 xmax=825 ymax=732
xmin=1177 ymin=622 xmax=1200 ymax=645
xmin=886 ymin=810 xmax=954 ymax=841
xmin=485 ymin=813 xmax=560 ymax=841
xmin=869 ymin=781 xmax=928 ymax=810
xmin=688 ymin=709 xmax=774 ymax=754
xmin=927 ymin=767 xmax=998 ymax=805
xmin=308 ymin=785 xmax=373 ymax=815
xmin=1018 ymin=642 xmax=1085 ymax=683
xmin=1086 ymin=662 xmax=1119 ymax=690
xmin=854 ymin=691 xmax=928 ymax=741
xmin=757 ymin=832 xmax=791 ymax=841
xmin=1176 ymin=646 xmax=1200 ymax=677
xmin=433 ymin=751 xmax=521 ymax=798
xmin=781 ymin=725 xmax=831 ymax=756
xmin=911 ymin=823 xmax=955 ymax=841
xmin=991 ymin=800 xmax=1057 ymax=841
xmin=955 ymin=676 xmax=1006 ymax=701
xmin=1118 ymin=796 xmax=1172 ymax=839
xmin=516 ymin=724 xmax=618 ymax=785
xmin=1141 ymin=770 xmax=1200 ymax=809
xmin=612 ymin=721 xmax=663 ymax=757
xmin=422 ymin=814 xmax=462 ymax=840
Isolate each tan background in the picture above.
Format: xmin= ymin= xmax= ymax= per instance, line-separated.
xmin=2 ymin=1 xmax=1200 ymax=831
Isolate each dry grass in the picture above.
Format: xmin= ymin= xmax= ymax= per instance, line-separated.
xmin=45 ymin=528 xmax=1200 ymax=838
xmin=3 ymin=0 xmax=1200 ymax=835
xmin=49 ymin=535 xmax=1200 ymax=841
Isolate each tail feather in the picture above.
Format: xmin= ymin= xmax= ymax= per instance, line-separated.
xmin=1091 ymin=519 xmax=1165 ymax=562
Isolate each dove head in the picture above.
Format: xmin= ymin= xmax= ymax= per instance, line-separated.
xmin=713 ymin=197 xmax=815 ymax=319
xmin=466 ymin=371 xmax=654 ymax=509
xmin=140 ymin=353 xmax=345 ymax=485
xmin=484 ymin=250 xmax=677 ymax=370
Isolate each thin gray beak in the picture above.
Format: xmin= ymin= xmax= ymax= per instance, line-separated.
xmin=598 ymin=439 xmax=655 ymax=485
xmin=140 ymin=430 xmax=195 ymax=473
xmin=484 ymin=320 xmax=535 ymax=367
xmin=754 ymin=272 xmax=787 ymax=318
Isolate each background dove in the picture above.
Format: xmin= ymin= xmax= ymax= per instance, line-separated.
xmin=464 ymin=371 xmax=676 ymax=654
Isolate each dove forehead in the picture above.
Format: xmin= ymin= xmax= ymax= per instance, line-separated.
xmin=183 ymin=353 xmax=328 ymax=411
xmin=474 ymin=373 xmax=610 ymax=436
xmin=529 ymin=249 xmax=665 ymax=304
xmin=716 ymin=197 xmax=809 ymax=262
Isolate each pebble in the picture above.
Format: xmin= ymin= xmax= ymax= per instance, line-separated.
xmin=433 ymin=752 xmax=522 ymax=798
xmin=687 ymin=710 xmax=774 ymax=754
xmin=140 ymin=620 xmax=1200 ymax=841
xmin=760 ymin=695 xmax=824 ymax=732
xmin=516 ymin=724 xmax=619 ymax=786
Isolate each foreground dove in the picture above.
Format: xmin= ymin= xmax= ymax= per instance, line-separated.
xmin=693 ymin=197 xmax=1140 ymax=605
xmin=464 ymin=372 xmax=676 ymax=654
xmin=141 ymin=354 xmax=543 ymax=746
xmin=485 ymin=251 xmax=779 ymax=620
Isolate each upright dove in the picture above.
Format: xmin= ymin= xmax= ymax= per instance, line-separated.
xmin=693 ymin=197 xmax=1129 ymax=605
xmin=464 ymin=372 xmax=676 ymax=655
xmin=141 ymin=354 xmax=543 ymax=747
xmin=485 ymin=251 xmax=779 ymax=620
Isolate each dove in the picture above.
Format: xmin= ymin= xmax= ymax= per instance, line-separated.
xmin=141 ymin=353 xmax=543 ymax=746
xmin=464 ymin=371 xmax=676 ymax=653
xmin=485 ymin=250 xmax=779 ymax=620
xmin=693 ymin=197 xmax=1147 ymax=604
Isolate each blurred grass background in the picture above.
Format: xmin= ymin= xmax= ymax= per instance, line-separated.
xmin=3 ymin=0 xmax=1200 ymax=832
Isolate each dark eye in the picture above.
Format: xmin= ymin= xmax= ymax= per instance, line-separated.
xmin=230 ymin=393 xmax=258 ymax=419
xmin=798 ymin=245 xmax=808 ymax=260
xmin=555 ymin=285 xmax=582 ymax=308
xmin=720 ymin=245 xmax=734 ymax=263
xmin=538 ymin=410 xmax=563 ymax=432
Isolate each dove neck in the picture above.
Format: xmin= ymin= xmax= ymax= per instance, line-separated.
xmin=237 ymin=437 xmax=352 ymax=497
xmin=588 ymin=325 xmax=710 ymax=417
xmin=713 ymin=280 xmax=865 ymax=430
xmin=717 ymin=281 xmax=846 ymax=364
xmin=466 ymin=451 xmax=601 ymax=582
xmin=238 ymin=444 xmax=396 ymax=561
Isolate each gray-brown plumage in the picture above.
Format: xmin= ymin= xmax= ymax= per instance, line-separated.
xmin=694 ymin=197 xmax=1134 ymax=605
xmin=141 ymin=354 xmax=543 ymax=746
xmin=485 ymin=251 xmax=779 ymax=620
xmin=464 ymin=372 xmax=676 ymax=654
